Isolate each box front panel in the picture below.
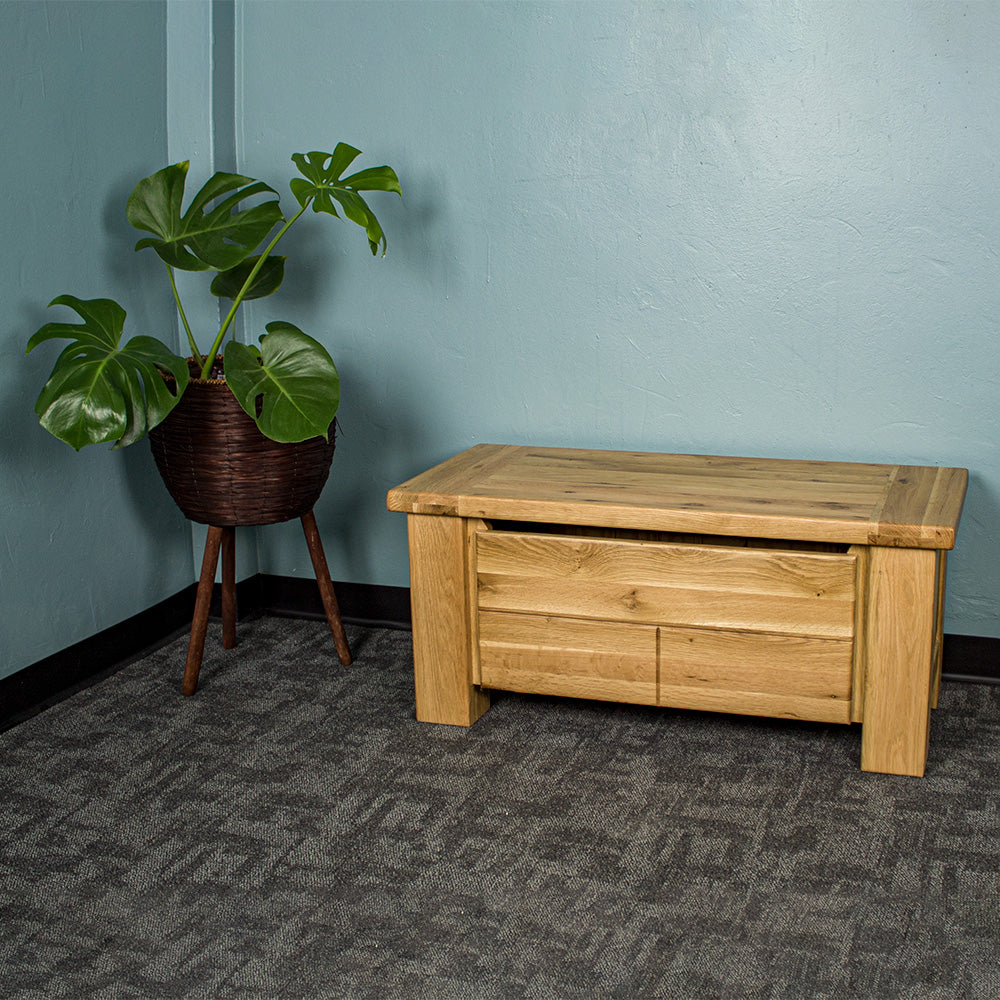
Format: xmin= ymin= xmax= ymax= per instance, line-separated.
xmin=478 ymin=611 xmax=658 ymax=705
xmin=477 ymin=531 xmax=857 ymax=638
xmin=475 ymin=528 xmax=858 ymax=723
xmin=657 ymin=626 xmax=853 ymax=723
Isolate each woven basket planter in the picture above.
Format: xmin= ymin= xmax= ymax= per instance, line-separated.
xmin=148 ymin=359 xmax=336 ymax=527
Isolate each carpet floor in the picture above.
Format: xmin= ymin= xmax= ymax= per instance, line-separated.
xmin=1 ymin=616 xmax=999 ymax=999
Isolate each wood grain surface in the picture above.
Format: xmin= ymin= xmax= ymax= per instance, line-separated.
xmin=477 ymin=530 xmax=857 ymax=638
xmin=389 ymin=444 xmax=967 ymax=549
xmin=390 ymin=445 xmax=968 ymax=774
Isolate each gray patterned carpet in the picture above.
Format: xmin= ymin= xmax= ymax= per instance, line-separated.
xmin=1 ymin=616 xmax=999 ymax=999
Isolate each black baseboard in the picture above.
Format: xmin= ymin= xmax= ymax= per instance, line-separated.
xmin=941 ymin=633 xmax=1000 ymax=683
xmin=0 ymin=576 xmax=411 ymax=732
xmin=1 ymin=584 xmax=200 ymax=732
xmin=244 ymin=575 xmax=412 ymax=631
xmin=1 ymin=575 xmax=996 ymax=733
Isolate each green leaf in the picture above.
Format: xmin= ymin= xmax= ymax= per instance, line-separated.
xmin=126 ymin=162 xmax=284 ymax=271
xmin=340 ymin=164 xmax=404 ymax=195
xmin=290 ymin=143 xmax=401 ymax=255
xmin=26 ymin=295 xmax=190 ymax=450
xmin=210 ymin=255 xmax=287 ymax=301
xmin=223 ymin=323 xmax=340 ymax=443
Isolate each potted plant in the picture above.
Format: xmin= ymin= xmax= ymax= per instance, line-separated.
xmin=27 ymin=141 xmax=399 ymax=450
xmin=26 ymin=142 xmax=401 ymax=692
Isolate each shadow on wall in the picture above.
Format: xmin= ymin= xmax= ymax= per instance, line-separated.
xmin=252 ymin=352 xmax=427 ymax=586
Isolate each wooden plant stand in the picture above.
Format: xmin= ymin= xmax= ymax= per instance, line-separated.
xmin=387 ymin=445 xmax=968 ymax=777
xmin=182 ymin=510 xmax=352 ymax=695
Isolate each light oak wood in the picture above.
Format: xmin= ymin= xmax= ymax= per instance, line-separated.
xmin=860 ymin=546 xmax=939 ymax=776
xmin=848 ymin=545 xmax=870 ymax=723
xmin=657 ymin=626 xmax=853 ymax=722
xmin=468 ymin=519 xmax=488 ymax=687
xmin=408 ymin=513 xmax=490 ymax=725
xmin=389 ymin=444 xmax=967 ymax=549
xmin=477 ymin=531 xmax=857 ymax=639
xmin=480 ymin=616 xmax=853 ymax=724
xmin=931 ymin=551 xmax=947 ymax=711
xmin=875 ymin=466 xmax=970 ymax=548
xmin=657 ymin=686 xmax=851 ymax=724
xmin=389 ymin=445 xmax=968 ymax=775
xmin=479 ymin=611 xmax=657 ymax=705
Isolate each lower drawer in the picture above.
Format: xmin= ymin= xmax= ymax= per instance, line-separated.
xmin=478 ymin=611 xmax=657 ymax=705
xmin=657 ymin=626 xmax=853 ymax=723
xmin=477 ymin=612 xmax=854 ymax=724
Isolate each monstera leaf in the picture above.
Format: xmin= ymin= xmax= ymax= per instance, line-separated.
xmin=223 ymin=323 xmax=340 ymax=443
xmin=290 ymin=143 xmax=401 ymax=255
xmin=210 ymin=255 xmax=286 ymax=301
xmin=126 ymin=162 xmax=283 ymax=271
xmin=26 ymin=295 xmax=190 ymax=450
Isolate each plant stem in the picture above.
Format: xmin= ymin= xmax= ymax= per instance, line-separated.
xmin=199 ymin=200 xmax=311 ymax=379
xmin=167 ymin=266 xmax=201 ymax=359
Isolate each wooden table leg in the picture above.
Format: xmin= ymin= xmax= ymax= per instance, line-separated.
xmin=221 ymin=526 xmax=236 ymax=650
xmin=407 ymin=513 xmax=490 ymax=726
xmin=300 ymin=510 xmax=352 ymax=665
xmin=182 ymin=525 xmax=225 ymax=696
xmin=861 ymin=546 xmax=939 ymax=776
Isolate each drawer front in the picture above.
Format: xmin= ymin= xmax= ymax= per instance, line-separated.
xmin=476 ymin=531 xmax=857 ymax=639
xmin=657 ymin=626 xmax=853 ymax=723
xmin=479 ymin=611 xmax=658 ymax=706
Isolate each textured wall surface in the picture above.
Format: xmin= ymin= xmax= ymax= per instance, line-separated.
xmin=0 ymin=0 xmax=191 ymax=679
xmin=237 ymin=1 xmax=999 ymax=637
xmin=2 ymin=0 xmax=997 ymax=685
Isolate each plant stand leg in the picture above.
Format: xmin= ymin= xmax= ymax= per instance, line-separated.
xmin=182 ymin=525 xmax=225 ymax=696
xmin=221 ymin=526 xmax=236 ymax=650
xmin=300 ymin=510 xmax=352 ymax=665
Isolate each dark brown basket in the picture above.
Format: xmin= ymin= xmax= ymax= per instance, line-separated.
xmin=148 ymin=359 xmax=336 ymax=526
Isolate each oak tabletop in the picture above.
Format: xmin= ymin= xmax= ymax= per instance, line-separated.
xmin=387 ymin=444 xmax=968 ymax=549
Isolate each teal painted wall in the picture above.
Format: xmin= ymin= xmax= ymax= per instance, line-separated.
xmin=0 ymin=0 xmax=191 ymax=680
xmin=236 ymin=1 xmax=1000 ymax=638
xmin=165 ymin=0 xmax=263 ymax=592
xmin=2 ymin=0 xmax=998 ymax=686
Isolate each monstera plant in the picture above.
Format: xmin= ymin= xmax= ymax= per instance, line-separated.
xmin=27 ymin=143 xmax=401 ymax=449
